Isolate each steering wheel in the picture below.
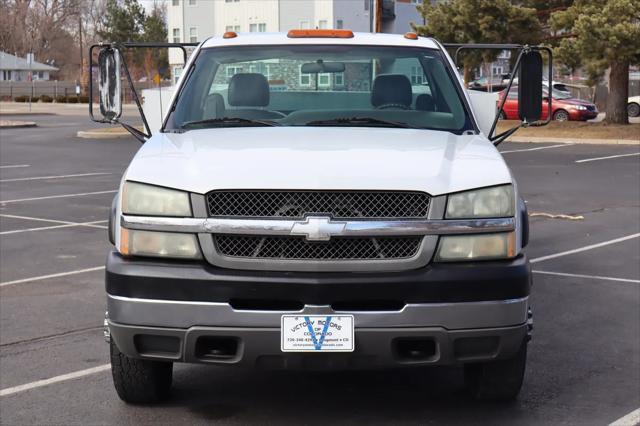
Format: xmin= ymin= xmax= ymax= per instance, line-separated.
xmin=375 ymin=103 xmax=410 ymax=110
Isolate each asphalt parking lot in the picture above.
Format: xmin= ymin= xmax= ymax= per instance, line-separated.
xmin=0 ymin=113 xmax=639 ymax=425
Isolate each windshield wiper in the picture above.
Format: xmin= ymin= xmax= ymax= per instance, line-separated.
xmin=304 ymin=117 xmax=416 ymax=129
xmin=181 ymin=117 xmax=280 ymax=129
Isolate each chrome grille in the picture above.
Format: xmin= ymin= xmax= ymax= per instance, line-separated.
xmin=214 ymin=235 xmax=422 ymax=260
xmin=206 ymin=190 xmax=430 ymax=219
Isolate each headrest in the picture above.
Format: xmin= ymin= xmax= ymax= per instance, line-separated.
xmin=416 ymin=93 xmax=435 ymax=111
xmin=228 ymin=73 xmax=270 ymax=107
xmin=203 ymin=93 xmax=225 ymax=118
xmin=371 ymin=74 xmax=412 ymax=108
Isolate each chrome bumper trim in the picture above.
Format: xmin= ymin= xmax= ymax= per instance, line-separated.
xmin=107 ymin=294 xmax=529 ymax=330
xmin=121 ymin=215 xmax=515 ymax=237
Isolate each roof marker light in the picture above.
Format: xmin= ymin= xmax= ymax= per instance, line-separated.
xmin=287 ymin=29 xmax=354 ymax=39
xmin=223 ymin=31 xmax=238 ymax=39
xmin=404 ymin=32 xmax=419 ymax=40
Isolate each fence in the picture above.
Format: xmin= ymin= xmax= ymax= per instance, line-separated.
xmin=0 ymin=80 xmax=173 ymax=102
xmin=2 ymin=78 xmax=638 ymax=109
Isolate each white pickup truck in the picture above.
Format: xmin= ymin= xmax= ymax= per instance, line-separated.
xmin=92 ymin=30 xmax=548 ymax=404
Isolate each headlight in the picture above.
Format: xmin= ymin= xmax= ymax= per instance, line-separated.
xmin=446 ymin=185 xmax=514 ymax=219
xmin=435 ymin=232 xmax=515 ymax=261
xmin=122 ymin=182 xmax=191 ymax=217
xmin=120 ymin=228 xmax=201 ymax=259
xmin=573 ymin=105 xmax=587 ymax=111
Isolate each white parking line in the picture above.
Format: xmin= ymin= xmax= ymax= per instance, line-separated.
xmin=609 ymin=408 xmax=640 ymax=426
xmin=0 ymin=164 xmax=30 ymax=169
xmin=533 ymin=270 xmax=640 ymax=284
xmin=0 ymin=172 xmax=111 ymax=183
xmin=0 ymin=189 xmax=117 ymax=204
xmin=575 ymin=152 xmax=640 ymax=163
xmin=0 ymin=220 xmax=108 ymax=235
xmin=0 ymin=266 xmax=105 ymax=288
xmin=530 ymin=233 xmax=640 ymax=264
xmin=0 ymin=364 xmax=110 ymax=397
xmin=500 ymin=144 xmax=573 ymax=154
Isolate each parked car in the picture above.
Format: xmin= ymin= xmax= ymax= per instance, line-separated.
xmin=628 ymin=95 xmax=640 ymax=117
xmin=92 ymin=30 xmax=542 ymax=404
xmin=499 ymin=86 xmax=598 ymax=121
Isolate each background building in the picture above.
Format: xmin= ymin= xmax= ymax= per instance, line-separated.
xmin=166 ymin=0 xmax=426 ymax=81
xmin=0 ymin=51 xmax=59 ymax=82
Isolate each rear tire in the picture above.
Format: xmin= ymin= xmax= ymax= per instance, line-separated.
xmin=110 ymin=339 xmax=173 ymax=404
xmin=628 ymin=102 xmax=640 ymax=118
xmin=464 ymin=340 xmax=527 ymax=401
xmin=553 ymin=109 xmax=569 ymax=121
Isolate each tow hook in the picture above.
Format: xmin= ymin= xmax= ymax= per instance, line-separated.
xmin=104 ymin=311 xmax=111 ymax=343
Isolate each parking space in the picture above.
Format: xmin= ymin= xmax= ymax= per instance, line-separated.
xmin=0 ymin=116 xmax=638 ymax=425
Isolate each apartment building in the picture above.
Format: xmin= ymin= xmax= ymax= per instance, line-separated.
xmin=167 ymin=0 xmax=426 ymax=82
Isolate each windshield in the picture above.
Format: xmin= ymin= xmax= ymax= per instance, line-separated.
xmin=165 ymin=45 xmax=473 ymax=134
xmin=548 ymin=88 xmax=572 ymax=100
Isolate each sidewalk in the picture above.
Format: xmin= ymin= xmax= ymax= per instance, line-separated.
xmin=0 ymin=102 xmax=138 ymax=116
xmin=0 ymin=119 xmax=36 ymax=128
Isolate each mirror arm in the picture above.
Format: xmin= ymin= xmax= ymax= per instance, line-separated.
xmin=491 ymin=124 xmax=523 ymax=146
xmin=114 ymin=43 xmax=152 ymax=141
xmin=120 ymin=122 xmax=147 ymax=143
xmin=489 ymin=48 xmax=527 ymax=139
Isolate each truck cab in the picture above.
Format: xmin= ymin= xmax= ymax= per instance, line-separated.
xmin=96 ymin=30 xmax=542 ymax=403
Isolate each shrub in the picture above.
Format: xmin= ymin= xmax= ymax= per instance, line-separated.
xmin=14 ymin=95 xmax=28 ymax=102
xmin=78 ymin=95 xmax=89 ymax=103
xmin=55 ymin=95 xmax=67 ymax=103
xmin=30 ymin=96 xmax=39 ymax=102
xmin=66 ymin=96 xmax=78 ymax=104
xmin=40 ymin=95 xmax=53 ymax=103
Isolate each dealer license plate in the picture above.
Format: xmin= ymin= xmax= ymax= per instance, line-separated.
xmin=281 ymin=315 xmax=354 ymax=352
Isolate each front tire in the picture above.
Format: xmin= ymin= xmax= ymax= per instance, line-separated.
xmin=464 ymin=340 xmax=527 ymax=401
xmin=628 ymin=102 xmax=640 ymax=118
xmin=553 ymin=109 xmax=569 ymax=121
xmin=110 ymin=340 xmax=173 ymax=404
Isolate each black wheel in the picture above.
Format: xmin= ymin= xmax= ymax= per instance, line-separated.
xmin=110 ymin=339 xmax=173 ymax=404
xmin=553 ymin=109 xmax=569 ymax=121
xmin=464 ymin=340 xmax=527 ymax=401
xmin=628 ymin=102 xmax=640 ymax=118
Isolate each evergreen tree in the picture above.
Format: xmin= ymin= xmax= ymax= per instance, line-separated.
xmin=551 ymin=0 xmax=640 ymax=124
xmin=414 ymin=0 xmax=542 ymax=84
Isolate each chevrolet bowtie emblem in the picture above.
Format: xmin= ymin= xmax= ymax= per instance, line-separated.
xmin=290 ymin=216 xmax=347 ymax=241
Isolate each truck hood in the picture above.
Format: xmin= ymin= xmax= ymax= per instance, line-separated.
xmin=124 ymin=127 xmax=512 ymax=196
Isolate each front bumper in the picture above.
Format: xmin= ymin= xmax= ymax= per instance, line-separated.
xmin=106 ymin=250 xmax=532 ymax=368
xmin=570 ymin=109 xmax=599 ymax=120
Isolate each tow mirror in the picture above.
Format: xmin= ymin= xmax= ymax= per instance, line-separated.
xmin=98 ymin=47 xmax=122 ymax=121
xmin=518 ymin=51 xmax=543 ymax=123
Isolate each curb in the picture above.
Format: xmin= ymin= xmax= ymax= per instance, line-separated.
xmin=0 ymin=112 xmax=56 ymax=116
xmin=507 ymin=136 xmax=639 ymax=145
xmin=0 ymin=121 xmax=37 ymax=128
xmin=76 ymin=129 xmax=132 ymax=139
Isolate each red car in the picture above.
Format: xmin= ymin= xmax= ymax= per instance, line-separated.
xmin=498 ymin=86 xmax=598 ymax=121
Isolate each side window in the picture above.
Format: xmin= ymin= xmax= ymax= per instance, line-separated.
xmin=299 ymin=65 xmax=311 ymax=86
xmin=410 ymin=65 xmax=425 ymax=85
xmin=318 ymin=73 xmax=331 ymax=87
xmin=248 ymin=63 xmax=270 ymax=80
xmin=226 ymin=65 xmax=243 ymax=79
